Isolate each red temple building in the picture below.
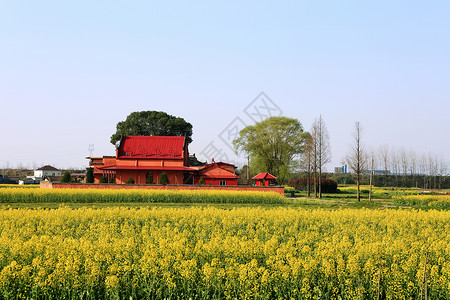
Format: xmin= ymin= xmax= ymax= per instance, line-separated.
xmin=88 ymin=136 xmax=238 ymax=185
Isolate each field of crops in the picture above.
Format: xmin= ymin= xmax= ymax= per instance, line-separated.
xmin=0 ymin=188 xmax=284 ymax=204
xmin=0 ymin=184 xmax=38 ymax=189
xmin=393 ymin=194 xmax=450 ymax=210
xmin=0 ymin=206 xmax=449 ymax=299
xmin=338 ymin=185 xmax=421 ymax=198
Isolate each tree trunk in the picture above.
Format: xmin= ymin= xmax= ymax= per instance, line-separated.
xmin=314 ymin=170 xmax=317 ymax=198
xmin=356 ymin=175 xmax=361 ymax=202
xmin=318 ymin=169 xmax=322 ymax=199
xmin=307 ymin=167 xmax=311 ymax=197
xmin=369 ymin=157 xmax=374 ymax=201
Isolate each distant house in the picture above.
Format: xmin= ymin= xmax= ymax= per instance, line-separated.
xmin=88 ymin=136 xmax=239 ymax=185
xmin=34 ymin=165 xmax=61 ymax=179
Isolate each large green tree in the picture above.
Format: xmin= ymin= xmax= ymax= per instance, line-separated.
xmin=110 ymin=111 xmax=193 ymax=146
xmin=233 ymin=116 xmax=308 ymax=183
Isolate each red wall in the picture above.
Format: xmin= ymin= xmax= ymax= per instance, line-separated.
xmin=204 ymin=179 xmax=238 ymax=186
xmin=111 ymin=170 xmax=184 ymax=185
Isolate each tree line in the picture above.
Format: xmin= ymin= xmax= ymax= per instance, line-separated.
xmin=235 ymin=117 xmax=448 ymax=199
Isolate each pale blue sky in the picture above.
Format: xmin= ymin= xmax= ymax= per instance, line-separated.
xmin=1 ymin=1 xmax=449 ymax=171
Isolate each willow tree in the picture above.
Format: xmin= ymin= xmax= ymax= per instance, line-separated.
xmin=233 ymin=116 xmax=307 ymax=183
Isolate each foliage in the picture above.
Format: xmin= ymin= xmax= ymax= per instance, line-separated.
xmin=108 ymin=176 xmax=116 ymax=184
xmin=145 ymin=172 xmax=153 ymax=184
xmin=233 ymin=116 xmax=307 ymax=183
xmin=60 ymin=171 xmax=71 ymax=183
xmin=99 ymin=176 xmax=108 ymax=184
xmin=159 ymin=172 xmax=169 ymax=185
xmin=288 ymin=178 xmax=338 ymax=193
xmin=110 ymin=111 xmax=193 ymax=146
xmin=196 ymin=176 xmax=206 ymax=185
xmin=0 ymin=207 xmax=448 ymax=299
xmin=86 ymin=168 xmax=94 ymax=183
xmin=330 ymin=174 xmax=355 ymax=185
xmin=126 ymin=177 xmax=135 ymax=184
xmin=0 ymin=188 xmax=284 ymax=204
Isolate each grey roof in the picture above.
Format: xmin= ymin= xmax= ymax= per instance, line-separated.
xmin=36 ymin=165 xmax=60 ymax=171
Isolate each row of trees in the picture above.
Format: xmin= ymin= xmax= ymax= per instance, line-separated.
xmin=374 ymin=145 xmax=447 ymax=189
xmin=234 ymin=117 xmax=448 ymax=200
xmin=339 ymin=122 xmax=448 ymax=200
xmin=297 ymin=116 xmax=332 ymax=198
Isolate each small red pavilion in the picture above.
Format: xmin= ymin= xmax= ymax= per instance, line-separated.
xmin=252 ymin=172 xmax=277 ymax=186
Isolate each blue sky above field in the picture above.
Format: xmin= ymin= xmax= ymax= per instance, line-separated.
xmin=1 ymin=1 xmax=449 ymax=170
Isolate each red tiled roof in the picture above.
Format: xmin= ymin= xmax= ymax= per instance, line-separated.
xmin=203 ymin=172 xmax=239 ymax=179
xmin=252 ymin=172 xmax=277 ymax=180
xmin=36 ymin=165 xmax=60 ymax=171
xmin=117 ymin=136 xmax=185 ymax=159
xmin=198 ymin=163 xmax=239 ymax=179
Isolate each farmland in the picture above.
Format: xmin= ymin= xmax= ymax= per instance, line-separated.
xmin=0 ymin=186 xmax=449 ymax=299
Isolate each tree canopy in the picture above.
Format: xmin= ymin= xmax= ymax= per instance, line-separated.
xmin=110 ymin=111 xmax=193 ymax=146
xmin=233 ymin=116 xmax=308 ymax=183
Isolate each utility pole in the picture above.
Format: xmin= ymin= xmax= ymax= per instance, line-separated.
xmin=88 ymin=144 xmax=95 ymax=157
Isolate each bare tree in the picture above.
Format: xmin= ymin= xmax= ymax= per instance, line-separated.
xmin=438 ymin=155 xmax=448 ymax=189
xmin=420 ymin=153 xmax=429 ymax=189
xmin=378 ymin=144 xmax=390 ymax=185
xmin=400 ymin=147 xmax=409 ymax=186
xmin=428 ymin=153 xmax=438 ymax=189
xmin=312 ymin=115 xmax=331 ymax=198
xmin=391 ymin=149 xmax=400 ymax=186
xmin=310 ymin=122 xmax=319 ymax=197
xmin=409 ymin=149 xmax=418 ymax=187
xmin=300 ymin=133 xmax=314 ymax=197
xmin=345 ymin=122 xmax=366 ymax=201
xmin=368 ymin=150 xmax=375 ymax=201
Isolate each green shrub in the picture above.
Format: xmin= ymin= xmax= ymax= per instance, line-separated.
xmin=146 ymin=172 xmax=153 ymax=184
xmin=86 ymin=168 xmax=94 ymax=183
xmin=61 ymin=172 xmax=71 ymax=183
xmin=288 ymin=178 xmax=338 ymax=193
xmin=126 ymin=177 xmax=135 ymax=184
xmin=197 ymin=176 xmax=206 ymax=185
xmin=159 ymin=172 xmax=169 ymax=185
xmin=99 ymin=176 xmax=108 ymax=184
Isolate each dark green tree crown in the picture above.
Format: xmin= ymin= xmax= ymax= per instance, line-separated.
xmin=110 ymin=111 xmax=193 ymax=146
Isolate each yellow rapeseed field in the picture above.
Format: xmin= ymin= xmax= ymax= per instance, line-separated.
xmin=0 ymin=188 xmax=284 ymax=204
xmin=393 ymin=194 xmax=450 ymax=209
xmin=0 ymin=206 xmax=448 ymax=299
